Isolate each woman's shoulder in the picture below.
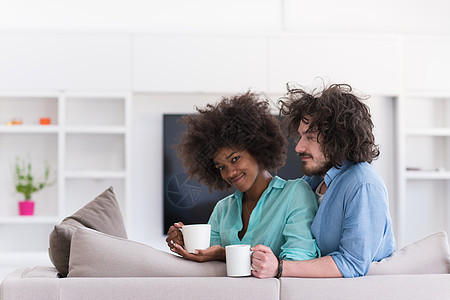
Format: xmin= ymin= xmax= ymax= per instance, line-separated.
xmin=273 ymin=176 xmax=315 ymax=199
xmin=214 ymin=192 xmax=239 ymax=208
xmin=282 ymin=177 xmax=313 ymax=192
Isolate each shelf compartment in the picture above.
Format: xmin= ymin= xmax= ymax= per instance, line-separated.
xmin=403 ymin=180 xmax=449 ymax=247
xmin=64 ymin=178 xmax=125 ymax=217
xmin=405 ymin=136 xmax=450 ymax=172
xmin=0 ymin=133 xmax=58 ymax=217
xmin=405 ymin=97 xmax=450 ymax=130
xmin=65 ymin=96 xmax=125 ymax=127
xmin=65 ymin=133 xmax=125 ymax=172
xmin=0 ymin=96 xmax=58 ymax=126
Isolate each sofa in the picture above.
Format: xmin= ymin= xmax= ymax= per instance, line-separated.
xmin=2 ymin=266 xmax=450 ymax=300
xmin=2 ymin=188 xmax=450 ymax=300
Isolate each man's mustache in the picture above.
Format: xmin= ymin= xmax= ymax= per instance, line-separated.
xmin=299 ymin=153 xmax=312 ymax=157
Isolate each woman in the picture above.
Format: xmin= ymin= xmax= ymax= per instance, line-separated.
xmin=166 ymin=91 xmax=320 ymax=276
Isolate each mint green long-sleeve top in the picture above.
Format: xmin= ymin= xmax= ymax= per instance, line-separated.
xmin=208 ymin=176 xmax=320 ymax=260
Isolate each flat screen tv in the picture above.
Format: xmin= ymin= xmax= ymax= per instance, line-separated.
xmin=163 ymin=114 xmax=303 ymax=233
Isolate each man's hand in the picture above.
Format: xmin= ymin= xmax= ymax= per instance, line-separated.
xmin=251 ymin=244 xmax=278 ymax=278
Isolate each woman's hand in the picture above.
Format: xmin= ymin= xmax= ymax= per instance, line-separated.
xmin=172 ymin=244 xmax=226 ymax=262
xmin=251 ymin=244 xmax=279 ymax=278
xmin=166 ymin=222 xmax=184 ymax=251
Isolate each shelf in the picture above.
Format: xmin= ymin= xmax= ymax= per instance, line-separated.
xmin=405 ymin=91 xmax=450 ymax=98
xmin=0 ymin=216 xmax=59 ymax=224
xmin=65 ymin=170 xmax=127 ymax=179
xmin=406 ymin=171 xmax=450 ymax=180
xmin=406 ymin=128 xmax=450 ymax=136
xmin=65 ymin=126 xmax=126 ymax=134
xmin=0 ymin=125 xmax=59 ymax=133
xmin=0 ymin=251 xmax=52 ymax=267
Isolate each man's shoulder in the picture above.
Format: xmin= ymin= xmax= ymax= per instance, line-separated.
xmin=341 ymin=162 xmax=385 ymax=186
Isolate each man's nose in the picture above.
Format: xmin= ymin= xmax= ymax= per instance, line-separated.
xmin=295 ymin=138 xmax=305 ymax=153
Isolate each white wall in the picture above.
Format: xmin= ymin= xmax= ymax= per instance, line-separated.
xmin=1 ymin=0 xmax=450 ymax=34
xmin=1 ymin=0 xmax=450 ymax=252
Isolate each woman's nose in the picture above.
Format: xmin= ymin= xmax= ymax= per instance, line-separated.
xmin=226 ymin=167 xmax=238 ymax=179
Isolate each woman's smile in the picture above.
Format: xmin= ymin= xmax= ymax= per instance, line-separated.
xmin=230 ymin=173 xmax=245 ymax=186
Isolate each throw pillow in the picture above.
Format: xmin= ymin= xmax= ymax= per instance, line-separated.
xmin=367 ymin=231 xmax=450 ymax=275
xmin=48 ymin=186 xmax=128 ymax=277
xmin=67 ymin=227 xmax=227 ymax=277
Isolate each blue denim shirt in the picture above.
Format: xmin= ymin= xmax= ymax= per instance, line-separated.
xmin=208 ymin=176 xmax=320 ymax=261
xmin=304 ymin=161 xmax=396 ymax=277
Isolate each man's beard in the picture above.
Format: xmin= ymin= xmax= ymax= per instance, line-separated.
xmin=301 ymin=159 xmax=333 ymax=177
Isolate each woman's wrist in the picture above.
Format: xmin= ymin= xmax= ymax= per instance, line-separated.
xmin=219 ymin=246 xmax=226 ymax=261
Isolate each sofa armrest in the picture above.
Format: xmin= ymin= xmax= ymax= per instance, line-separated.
xmin=280 ymin=274 xmax=450 ymax=300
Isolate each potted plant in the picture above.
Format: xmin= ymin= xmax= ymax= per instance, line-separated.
xmin=14 ymin=156 xmax=55 ymax=216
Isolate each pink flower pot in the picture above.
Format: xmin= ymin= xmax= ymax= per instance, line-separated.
xmin=19 ymin=201 xmax=35 ymax=216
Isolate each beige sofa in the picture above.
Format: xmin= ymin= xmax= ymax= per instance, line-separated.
xmin=2 ymin=229 xmax=450 ymax=300
xmin=1 ymin=266 xmax=450 ymax=300
xmin=3 ymin=189 xmax=449 ymax=299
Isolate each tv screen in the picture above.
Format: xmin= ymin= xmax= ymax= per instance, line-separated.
xmin=163 ymin=114 xmax=303 ymax=233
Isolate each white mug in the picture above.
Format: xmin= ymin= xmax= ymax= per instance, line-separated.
xmin=225 ymin=244 xmax=253 ymax=277
xmin=181 ymin=224 xmax=211 ymax=253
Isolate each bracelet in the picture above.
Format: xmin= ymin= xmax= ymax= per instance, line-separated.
xmin=276 ymin=257 xmax=284 ymax=279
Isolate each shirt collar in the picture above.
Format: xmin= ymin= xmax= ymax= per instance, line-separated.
xmin=324 ymin=160 xmax=352 ymax=187
xmin=233 ymin=175 xmax=285 ymax=200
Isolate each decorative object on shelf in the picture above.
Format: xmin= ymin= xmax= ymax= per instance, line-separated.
xmin=40 ymin=117 xmax=51 ymax=125
xmin=14 ymin=156 xmax=55 ymax=216
xmin=5 ymin=118 xmax=23 ymax=126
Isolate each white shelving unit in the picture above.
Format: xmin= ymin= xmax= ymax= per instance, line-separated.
xmin=0 ymin=91 xmax=131 ymax=266
xmin=397 ymin=93 xmax=450 ymax=247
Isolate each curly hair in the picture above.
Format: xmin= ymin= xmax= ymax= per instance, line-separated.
xmin=177 ymin=91 xmax=287 ymax=191
xmin=279 ymin=83 xmax=380 ymax=168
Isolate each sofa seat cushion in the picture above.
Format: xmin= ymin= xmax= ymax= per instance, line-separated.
xmin=1 ymin=270 xmax=279 ymax=300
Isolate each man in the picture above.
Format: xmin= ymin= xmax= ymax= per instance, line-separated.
xmin=251 ymin=83 xmax=396 ymax=278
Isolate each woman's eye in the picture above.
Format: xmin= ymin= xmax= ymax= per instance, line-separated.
xmin=231 ymin=156 xmax=240 ymax=163
xmin=217 ymin=166 xmax=224 ymax=171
